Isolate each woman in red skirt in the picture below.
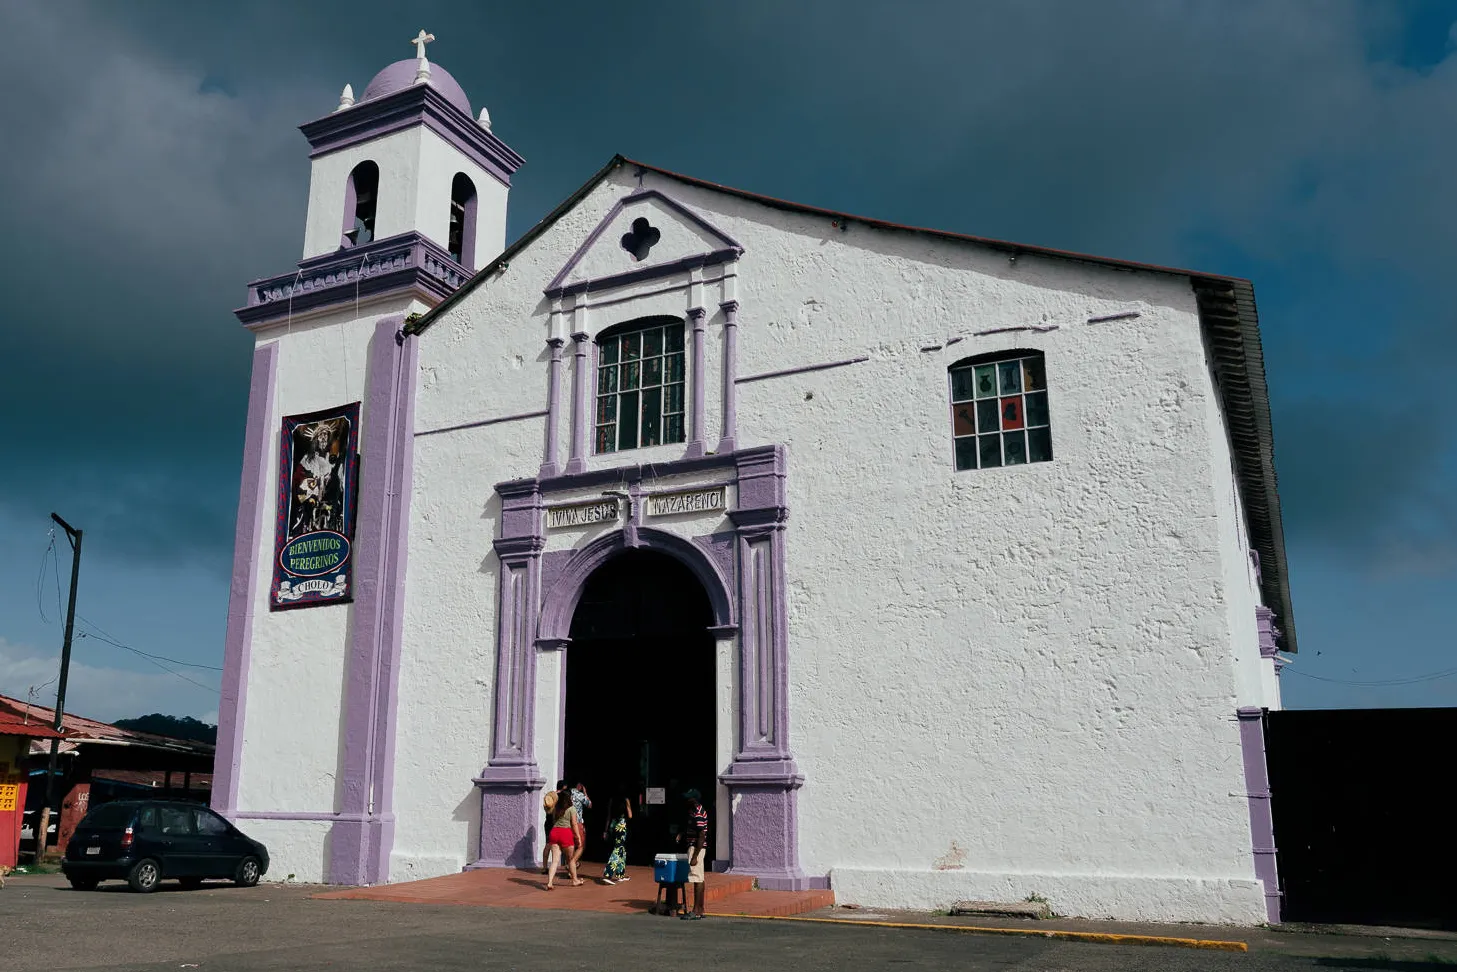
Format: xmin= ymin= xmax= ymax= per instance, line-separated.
xmin=544 ymin=786 xmax=584 ymax=889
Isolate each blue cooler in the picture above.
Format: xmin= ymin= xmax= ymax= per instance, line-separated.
xmin=653 ymin=853 xmax=689 ymax=884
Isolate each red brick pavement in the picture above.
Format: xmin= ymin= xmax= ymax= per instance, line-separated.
xmin=314 ymin=865 xmax=833 ymax=917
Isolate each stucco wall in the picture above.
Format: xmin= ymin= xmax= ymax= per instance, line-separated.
xmin=234 ymin=298 xmax=425 ymax=851
xmin=383 ymin=168 xmax=1270 ymax=921
xmin=413 ymin=128 xmax=508 ymax=269
xmin=303 ymin=129 xmax=424 ymax=261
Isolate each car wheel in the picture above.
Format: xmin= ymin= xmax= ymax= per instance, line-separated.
xmin=179 ymin=877 xmax=204 ymax=890
xmin=68 ymin=876 xmax=99 ymax=891
xmin=235 ymin=856 xmax=261 ymax=887
xmin=127 ymin=859 xmax=161 ymax=893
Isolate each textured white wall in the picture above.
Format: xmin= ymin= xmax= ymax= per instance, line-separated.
xmin=414 ymin=128 xmax=508 ymax=267
xmin=388 ymin=167 xmax=1273 ymax=922
xmin=232 ymin=819 xmax=333 ymax=884
xmin=302 ymin=128 xmax=423 ymax=260
xmin=236 ymin=296 xmax=426 ymax=827
xmin=387 ymin=427 xmax=505 ymax=877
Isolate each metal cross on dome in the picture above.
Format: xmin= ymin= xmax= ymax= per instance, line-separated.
xmin=411 ymin=30 xmax=435 ymax=59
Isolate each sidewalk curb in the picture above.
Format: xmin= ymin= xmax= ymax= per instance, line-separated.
xmin=705 ymin=912 xmax=1250 ymax=951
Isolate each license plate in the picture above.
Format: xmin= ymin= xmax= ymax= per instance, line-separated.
xmin=85 ymin=846 xmax=100 ymax=855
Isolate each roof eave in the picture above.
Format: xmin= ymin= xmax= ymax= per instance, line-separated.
xmin=1192 ymin=277 xmax=1297 ymax=653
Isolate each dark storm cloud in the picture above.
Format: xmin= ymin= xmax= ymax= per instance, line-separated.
xmin=1 ymin=0 xmax=1455 ymax=580
xmin=1269 ymin=303 xmax=1457 ymax=573
xmin=696 ymin=2 xmax=1457 ymax=572
xmin=0 ymin=2 xmax=320 ymax=572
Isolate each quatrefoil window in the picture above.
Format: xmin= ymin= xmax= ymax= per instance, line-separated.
xmin=620 ymin=217 xmax=662 ymax=262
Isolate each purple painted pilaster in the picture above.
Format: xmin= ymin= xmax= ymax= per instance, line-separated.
xmin=470 ymin=480 xmax=547 ymax=870
xmin=687 ymin=306 xmax=707 ymax=458
xmin=1237 ymin=707 xmax=1281 ymax=923
xmin=728 ymin=511 xmax=792 ymax=764
xmin=212 ymin=343 xmax=278 ymax=819
xmin=720 ymin=446 xmax=806 ymax=890
xmin=541 ymin=337 xmax=565 ymax=477
xmin=330 ymin=316 xmax=419 ymax=886
xmin=717 ymin=301 xmax=739 ymax=454
xmin=566 ymin=331 xmax=590 ymax=474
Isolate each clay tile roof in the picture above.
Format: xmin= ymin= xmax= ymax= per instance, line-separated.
xmin=0 ymin=693 xmax=213 ymax=752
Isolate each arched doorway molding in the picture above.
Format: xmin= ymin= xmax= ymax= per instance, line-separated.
xmin=536 ymin=527 xmax=736 ymax=646
xmin=471 ymin=445 xmax=814 ymax=889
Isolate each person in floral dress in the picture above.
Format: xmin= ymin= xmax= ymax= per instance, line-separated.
xmin=601 ymin=792 xmax=633 ymax=885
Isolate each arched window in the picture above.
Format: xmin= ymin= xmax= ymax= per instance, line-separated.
xmin=948 ymin=350 xmax=1052 ymax=470
xmin=447 ymin=173 xmax=477 ymax=267
xmin=342 ymin=161 xmax=379 ymax=247
xmin=594 ymin=316 xmax=687 ymax=454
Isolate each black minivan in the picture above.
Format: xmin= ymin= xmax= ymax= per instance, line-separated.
xmin=61 ymin=800 xmax=270 ymax=892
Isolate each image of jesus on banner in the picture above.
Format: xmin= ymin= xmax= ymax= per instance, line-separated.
xmin=288 ymin=416 xmax=347 ymax=536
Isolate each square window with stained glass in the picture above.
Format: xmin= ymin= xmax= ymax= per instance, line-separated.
xmin=949 ymin=353 xmax=1052 ymax=471
xmin=594 ymin=320 xmax=687 ymax=454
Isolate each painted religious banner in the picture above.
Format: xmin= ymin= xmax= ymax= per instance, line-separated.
xmin=271 ymin=403 xmax=360 ymax=610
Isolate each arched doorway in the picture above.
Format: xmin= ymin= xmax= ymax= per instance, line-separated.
xmin=563 ymin=548 xmax=716 ymax=865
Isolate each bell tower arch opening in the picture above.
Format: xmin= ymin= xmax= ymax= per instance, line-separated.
xmin=563 ymin=548 xmax=716 ymax=866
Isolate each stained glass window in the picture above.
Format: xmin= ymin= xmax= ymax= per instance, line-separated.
xmin=949 ymin=351 xmax=1053 ymax=471
xmin=595 ymin=319 xmax=686 ymax=454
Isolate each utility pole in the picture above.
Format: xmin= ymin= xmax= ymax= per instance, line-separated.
xmin=35 ymin=513 xmax=81 ymax=862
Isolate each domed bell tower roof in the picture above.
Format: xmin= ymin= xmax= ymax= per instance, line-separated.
xmin=297 ymin=28 xmax=522 ymax=188
xmin=361 ymin=58 xmax=472 ymax=117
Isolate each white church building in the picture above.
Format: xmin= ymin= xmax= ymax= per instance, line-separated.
xmin=214 ymin=35 xmax=1295 ymax=924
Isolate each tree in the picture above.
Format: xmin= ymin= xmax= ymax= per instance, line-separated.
xmin=112 ymin=714 xmax=217 ymax=745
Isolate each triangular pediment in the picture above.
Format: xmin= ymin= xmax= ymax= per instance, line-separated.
xmin=545 ymin=188 xmax=742 ymax=298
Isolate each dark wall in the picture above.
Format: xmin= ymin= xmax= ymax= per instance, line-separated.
xmin=1266 ymin=707 xmax=1457 ymax=929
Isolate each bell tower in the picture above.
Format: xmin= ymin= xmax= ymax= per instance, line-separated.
xmin=217 ymin=33 xmax=525 ymax=885
xmin=234 ymin=31 xmax=524 ymax=329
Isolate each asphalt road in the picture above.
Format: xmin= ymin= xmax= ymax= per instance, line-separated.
xmin=3 ymin=875 xmax=1454 ymax=972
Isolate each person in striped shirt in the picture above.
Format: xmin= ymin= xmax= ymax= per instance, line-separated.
xmin=680 ymin=789 xmax=708 ymax=920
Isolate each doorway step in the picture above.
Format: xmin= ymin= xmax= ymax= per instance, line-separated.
xmin=315 ymin=865 xmax=833 ymax=917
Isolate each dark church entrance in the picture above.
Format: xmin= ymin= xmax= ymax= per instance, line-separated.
xmin=563 ymin=549 xmax=717 ymax=866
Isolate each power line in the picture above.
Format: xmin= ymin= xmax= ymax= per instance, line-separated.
xmin=76 ymin=631 xmax=219 ymax=694
xmin=35 ymin=533 xmax=58 ymax=624
xmin=80 ymin=627 xmax=224 ymax=673
xmin=51 ymin=532 xmax=63 ymax=625
xmin=1282 ymin=667 xmax=1457 ymax=688
xmin=29 ymin=525 xmax=223 ymax=698
xmin=28 ymin=673 xmax=58 ymax=696
xmin=75 ymin=614 xmax=224 ymax=672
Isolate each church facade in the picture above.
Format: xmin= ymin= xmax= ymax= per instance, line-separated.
xmin=215 ymin=39 xmax=1294 ymax=924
